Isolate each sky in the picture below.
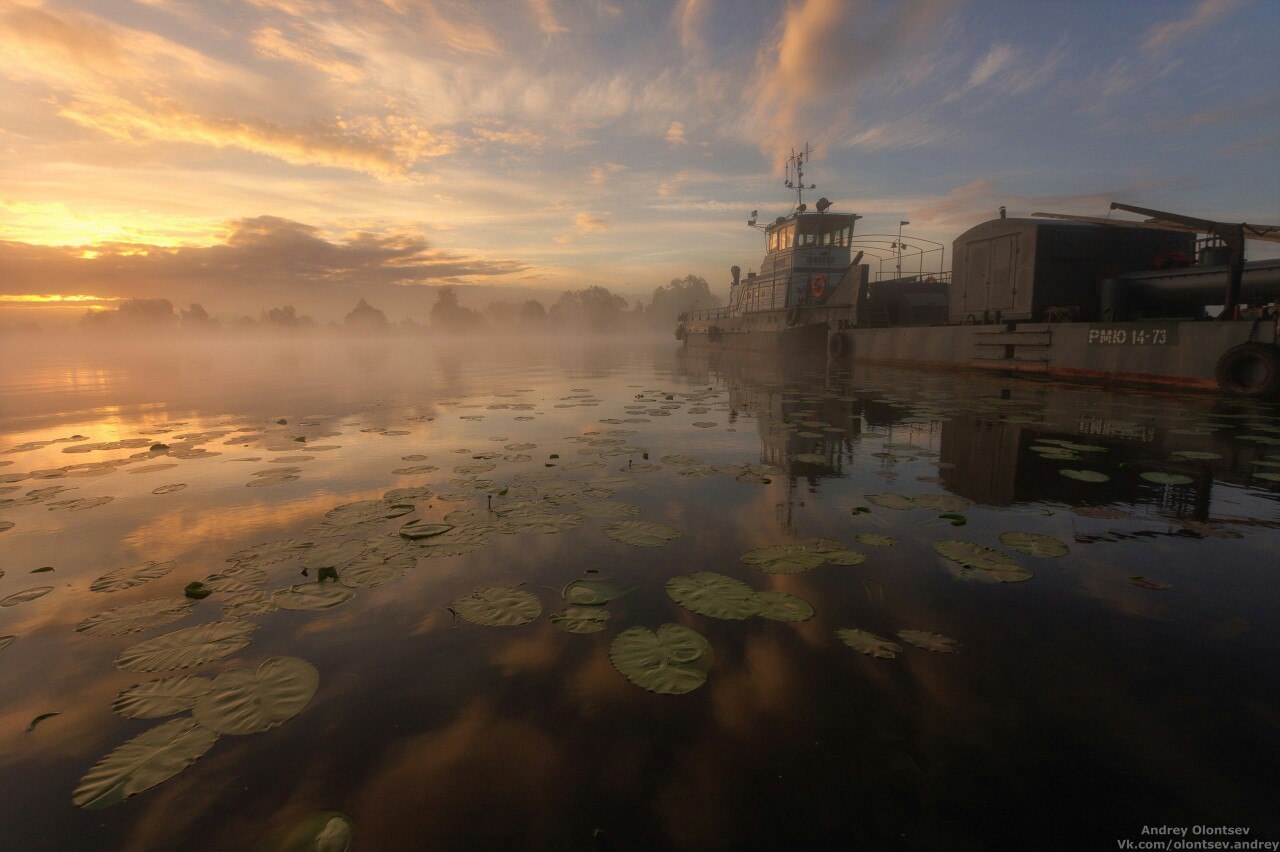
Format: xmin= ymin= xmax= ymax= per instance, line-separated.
xmin=1 ymin=0 xmax=1278 ymax=324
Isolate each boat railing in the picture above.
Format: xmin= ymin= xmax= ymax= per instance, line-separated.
xmin=680 ymin=306 xmax=736 ymax=322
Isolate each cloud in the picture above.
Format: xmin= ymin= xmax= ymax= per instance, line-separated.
xmin=56 ymin=95 xmax=453 ymax=178
xmin=1142 ymin=0 xmax=1250 ymax=53
xmin=525 ymin=0 xmax=568 ymax=36
xmin=0 ymin=215 xmax=529 ymax=320
xmin=905 ymin=178 xmax=1178 ymax=228
xmin=588 ymin=162 xmax=626 ymax=185
xmin=966 ymin=44 xmax=1015 ymax=89
xmin=749 ymin=0 xmax=954 ymax=167
xmin=572 ymin=212 xmax=612 ymax=233
xmin=665 ymin=121 xmax=687 ymax=145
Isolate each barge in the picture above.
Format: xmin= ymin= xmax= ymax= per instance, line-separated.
xmin=677 ymin=147 xmax=1280 ymax=397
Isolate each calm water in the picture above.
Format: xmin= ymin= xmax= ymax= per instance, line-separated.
xmin=1 ymin=337 xmax=1278 ymax=851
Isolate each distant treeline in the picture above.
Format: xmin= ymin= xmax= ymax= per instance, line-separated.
xmin=63 ymin=276 xmax=721 ymax=336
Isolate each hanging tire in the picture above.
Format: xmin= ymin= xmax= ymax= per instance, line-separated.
xmin=785 ymin=307 xmax=801 ymax=327
xmin=827 ymin=332 xmax=850 ymax=360
xmin=675 ymin=323 xmax=686 ymax=340
xmin=1216 ymin=343 xmax=1280 ymax=398
xmin=707 ymin=325 xmax=722 ymax=343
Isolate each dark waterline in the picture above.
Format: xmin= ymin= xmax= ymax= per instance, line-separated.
xmin=0 ymin=337 xmax=1278 ymax=851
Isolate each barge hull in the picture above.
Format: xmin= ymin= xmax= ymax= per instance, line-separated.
xmin=685 ymin=319 xmax=1280 ymax=394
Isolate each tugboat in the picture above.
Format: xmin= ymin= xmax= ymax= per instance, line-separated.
xmin=678 ymin=146 xmax=1280 ymax=397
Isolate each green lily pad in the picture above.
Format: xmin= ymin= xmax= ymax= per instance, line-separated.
xmin=550 ymin=607 xmax=612 ymax=634
xmin=932 ymin=540 xmax=1030 ymax=582
xmin=1139 ymin=471 xmax=1194 ymax=486
xmin=279 ymin=811 xmax=356 ymax=852
xmin=867 ymin=493 xmax=915 ymax=510
xmin=753 ymin=591 xmax=814 ymax=622
xmin=1059 ymin=469 xmax=1110 ymax=483
xmin=116 ymin=620 xmax=257 ymax=672
xmin=914 ymin=494 xmax=968 ymax=512
xmin=453 ymin=587 xmax=541 ymax=626
xmin=898 ymin=630 xmax=960 ymax=653
xmin=822 ymin=549 xmax=868 ymax=566
xmin=72 ymin=718 xmax=219 ymax=809
xmin=1 ymin=586 xmax=53 ymax=606
xmin=578 ymin=501 xmax=641 ymax=519
xmin=740 ymin=544 xmax=826 ymax=573
xmin=836 ymin=628 xmax=902 ymax=659
xmin=193 ymin=657 xmax=319 ymax=735
xmin=1130 ymin=575 xmax=1171 ymax=590
xmin=792 ymin=453 xmax=827 ymax=464
xmin=666 ymin=573 xmax=760 ymax=620
xmin=202 ymin=565 xmax=267 ymax=594
xmin=854 ymin=534 xmax=897 ymax=547
xmin=608 ymin=624 xmax=711 ymax=694
xmin=76 ymin=597 xmax=195 ymax=637
xmin=272 ymin=583 xmax=355 ymax=611
xmin=602 ymin=520 xmax=680 ymax=547
xmin=998 ymin=531 xmax=1068 ymax=557
xmin=398 ymin=521 xmax=455 ymax=541
xmin=563 ymin=571 xmax=632 ymax=606
xmin=90 ymin=560 xmax=176 ymax=593
xmin=113 ymin=675 xmax=213 ymax=718
xmin=338 ymin=552 xmax=414 ymax=588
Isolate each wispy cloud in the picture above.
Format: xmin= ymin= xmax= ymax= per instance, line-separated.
xmin=1142 ymin=0 xmax=1250 ymax=53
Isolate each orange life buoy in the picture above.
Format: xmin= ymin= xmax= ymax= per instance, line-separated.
xmin=809 ymin=274 xmax=827 ymax=299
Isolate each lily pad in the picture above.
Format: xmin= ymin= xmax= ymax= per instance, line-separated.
xmin=854 ymin=534 xmax=897 ymax=547
xmin=1059 ymin=469 xmax=1110 ymax=483
xmin=279 ymin=811 xmax=356 ymax=852
xmin=0 ymin=586 xmax=53 ymax=606
xmin=272 ymin=583 xmax=355 ymax=611
xmin=338 ymin=552 xmax=414 ymax=588
xmin=72 ymin=718 xmax=219 ymax=809
xmin=578 ymin=501 xmax=641 ymax=519
xmin=666 ymin=573 xmax=760 ymax=620
xmin=836 ymin=629 xmax=902 ymax=659
xmin=898 ymin=630 xmax=960 ymax=653
xmin=563 ymin=571 xmax=632 ymax=606
xmin=90 ymin=560 xmax=175 ymax=593
xmin=193 ymin=657 xmax=319 ymax=735
xmin=453 ymin=587 xmax=542 ymax=626
xmin=998 ymin=531 xmax=1068 ymax=557
xmin=399 ymin=521 xmax=454 ymax=540
xmin=202 ymin=565 xmax=267 ymax=594
xmin=1139 ymin=471 xmax=1194 ymax=486
xmin=822 ymin=549 xmax=868 ymax=566
xmin=116 ymin=620 xmax=258 ymax=672
xmin=76 ymin=597 xmax=195 ymax=637
xmin=753 ymin=591 xmax=814 ymax=622
xmin=602 ymin=520 xmax=680 ymax=547
xmin=550 ymin=607 xmax=612 ymax=634
xmin=113 ymin=675 xmax=213 ymax=718
xmin=1130 ymin=576 xmax=1171 ymax=590
xmin=867 ymin=493 xmax=915 ymax=510
xmin=914 ymin=494 xmax=968 ymax=512
xmin=740 ymin=544 xmax=826 ymax=573
xmin=608 ymin=624 xmax=711 ymax=694
xmin=932 ymin=540 xmax=1030 ymax=582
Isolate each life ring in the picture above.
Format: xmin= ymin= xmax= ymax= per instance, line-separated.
xmin=923 ymin=275 xmax=939 ymax=284
xmin=827 ymin=332 xmax=850 ymax=360
xmin=1215 ymin=343 xmax=1280 ymax=398
xmin=785 ymin=307 xmax=802 ymax=327
xmin=809 ymin=274 xmax=828 ymax=299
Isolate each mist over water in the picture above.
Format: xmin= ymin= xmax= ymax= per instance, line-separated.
xmin=1 ymin=336 xmax=1278 ymax=850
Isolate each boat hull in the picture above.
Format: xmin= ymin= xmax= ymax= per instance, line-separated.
xmin=681 ymin=312 xmax=1280 ymax=395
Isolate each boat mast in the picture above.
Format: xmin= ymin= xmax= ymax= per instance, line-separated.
xmin=784 ymin=144 xmax=816 ymax=213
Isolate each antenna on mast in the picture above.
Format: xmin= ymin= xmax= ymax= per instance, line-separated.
xmin=783 ymin=144 xmax=817 ymax=213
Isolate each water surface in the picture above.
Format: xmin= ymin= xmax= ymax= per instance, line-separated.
xmin=1 ymin=337 xmax=1278 ymax=850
